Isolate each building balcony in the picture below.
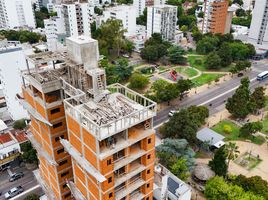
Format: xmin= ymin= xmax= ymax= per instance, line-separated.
xmin=129 ymin=191 xmax=145 ymax=200
xmin=115 ymin=177 xmax=145 ymax=200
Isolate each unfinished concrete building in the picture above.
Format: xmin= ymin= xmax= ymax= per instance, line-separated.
xmin=19 ymin=36 xmax=157 ymax=200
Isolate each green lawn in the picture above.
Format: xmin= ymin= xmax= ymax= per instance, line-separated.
xmin=192 ymin=73 xmax=223 ymax=87
xmin=187 ymin=55 xmax=206 ymax=71
xmin=212 ymin=120 xmax=266 ymax=145
xmin=261 ymin=118 xmax=268 ymax=134
xmin=175 ymin=67 xmax=199 ymax=78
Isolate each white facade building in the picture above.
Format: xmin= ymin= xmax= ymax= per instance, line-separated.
xmin=61 ymin=2 xmax=94 ymax=37
xmin=248 ymin=0 xmax=268 ymax=49
xmin=102 ymin=5 xmax=137 ymax=37
xmin=147 ymin=5 xmax=177 ymax=41
xmin=134 ymin=0 xmax=146 ymax=17
xmin=0 ymin=0 xmax=36 ymax=29
xmin=0 ymin=41 xmax=29 ymax=120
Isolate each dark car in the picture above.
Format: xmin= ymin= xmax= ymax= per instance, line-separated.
xmin=9 ymin=172 xmax=24 ymax=182
xmin=237 ymin=72 xmax=244 ymax=77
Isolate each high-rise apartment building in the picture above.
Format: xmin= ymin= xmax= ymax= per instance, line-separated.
xmin=20 ymin=36 xmax=157 ymax=200
xmin=147 ymin=5 xmax=177 ymax=41
xmin=0 ymin=0 xmax=36 ymax=29
xmin=61 ymin=2 xmax=94 ymax=37
xmin=248 ymin=0 xmax=268 ymax=49
xmin=202 ymin=0 xmax=228 ymax=34
xmin=133 ymin=0 xmax=154 ymax=17
xmin=101 ymin=5 xmax=137 ymax=37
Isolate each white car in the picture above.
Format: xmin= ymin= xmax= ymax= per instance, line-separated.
xmin=4 ymin=186 xmax=23 ymax=199
xmin=168 ymin=110 xmax=179 ymax=117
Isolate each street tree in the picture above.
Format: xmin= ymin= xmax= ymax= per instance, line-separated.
xmin=218 ymin=43 xmax=233 ymax=67
xmin=176 ymin=79 xmax=194 ymax=98
xmin=250 ymin=87 xmax=266 ymax=112
xmin=24 ymin=194 xmax=39 ymax=200
xmin=205 ymin=52 xmax=222 ymax=69
xmin=225 ymin=142 xmax=240 ymax=168
xmin=208 ymin=146 xmax=228 ymax=177
xmin=226 ymin=77 xmax=251 ymax=118
xmin=235 ymin=60 xmax=251 ymax=71
xmin=20 ymin=142 xmax=38 ymax=164
xmin=167 ymin=46 xmax=187 ymax=64
xmin=129 ymin=73 xmax=149 ymax=90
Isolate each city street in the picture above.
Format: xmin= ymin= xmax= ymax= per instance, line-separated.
xmin=0 ymin=165 xmax=38 ymax=200
xmin=153 ymin=60 xmax=268 ymax=128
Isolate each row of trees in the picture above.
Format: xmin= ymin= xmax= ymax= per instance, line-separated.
xmin=156 ymin=138 xmax=195 ymax=180
xmin=160 ymin=105 xmax=209 ymax=143
xmin=0 ymin=30 xmax=46 ymax=44
xmin=226 ymin=78 xmax=266 ymax=119
xmin=146 ymin=78 xmax=193 ymax=103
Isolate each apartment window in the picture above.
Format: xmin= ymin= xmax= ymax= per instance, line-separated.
xmin=57 ymin=148 xmax=64 ymax=154
xmin=64 ymin=192 xmax=71 ymax=198
xmin=147 ymin=183 xmax=150 ymax=188
xmin=146 ymin=197 xmax=149 ymax=200
xmin=147 ymin=154 xmax=151 ymax=159
xmin=108 ymin=177 xmax=113 ymax=183
xmin=109 ymin=192 xmax=113 ymax=198
xmin=59 ymin=159 xmax=68 ymax=166
xmin=107 ymin=159 xmax=112 ymax=166
xmin=148 ymin=138 xmax=151 ymax=144
xmin=61 ymin=171 xmax=69 ymax=177
xmin=63 ymin=183 xmax=68 ymax=189
xmin=147 ymin=169 xmax=150 ymax=174
xmin=53 ymin=122 xmax=63 ymax=128
xmin=50 ymin=107 xmax=60 ymax=114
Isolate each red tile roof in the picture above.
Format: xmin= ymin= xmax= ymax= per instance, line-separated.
xmin=0 ymin=133 xmax=12 ymax=144
xmin=9 ymin=129 xmax=28 ymax=143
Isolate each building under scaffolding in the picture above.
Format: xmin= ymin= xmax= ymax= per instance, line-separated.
xmin=20 ymin=36 xmax=157 ymax=200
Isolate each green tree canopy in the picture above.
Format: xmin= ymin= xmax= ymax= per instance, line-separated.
xmin=170 ymin=158 xmax=190 ymax=181
xmin=136 ymin=8 xmax=147 ymax=26
xmin=24 ymin=194 xmax=39 ymax=200
xmin=167 ymin=46 xmax=187 ymax=64
xmin=177 ymin=79 xmax=194 ymax=98
xmin=20 ymin=142 xmax=38 ymax=164
xmin=208 ymin=146 xmax=228 ymax=177
xmin=129 ymin=73 xmax=149 ymax=90
xmin=196 ymin=36 xmax=220 ymax=54
xmin=205 ymin=51 xmax=222 ymax=69
xmin=240 ymin=122 xmax=263 ymax=137
xmin=13 ymin=119 xmax=27 ymax=129
xmin=250 ymin=87 xmax=266 ymax=112
xmin=205 ymin=176 xmax=265 ymax=200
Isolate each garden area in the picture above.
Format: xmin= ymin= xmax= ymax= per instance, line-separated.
xmin=175 ymin=66 xmax=199 ymax=78
xmin=191 ymin=73 xmax=223 ymax=87
xmin=212 ymin=120 xmax=266 ymax=145
xmin=235 ymin=152 xmax=262 ymax=171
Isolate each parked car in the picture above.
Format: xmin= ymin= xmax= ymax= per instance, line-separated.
xmin=237 ymin=72 xmax=244 ymax=77
xmin=9 ymin=172 xmax=24 ymax=182
xmin=4 ymin=186 xmax=23 ymax=199
xmin=168 ymin=110 xmax=179 ymax=117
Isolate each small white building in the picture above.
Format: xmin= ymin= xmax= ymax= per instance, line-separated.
xmin=102 ymin=5 xmax=137 ymax=37
xmin=0 ymin=40 xmax=29 ymax=120
xmin=147 ymin=5 xmax=177 ymax=41
xmin=154 ymin=164 xmax=192 ymax=200
xmin=232 ymin=25 xmax=249 ymax=38
xmin=0 ymin=0 xmax=36 ymax=29
xmin=128 ymin=25 xmax=147 ymax=52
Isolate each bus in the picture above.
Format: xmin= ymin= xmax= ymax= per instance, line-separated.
xmin=257 ymin=71 xmax=268 ymax=81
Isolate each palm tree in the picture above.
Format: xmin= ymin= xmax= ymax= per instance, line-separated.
xmin=225 ymin=142 xmax=240 ymax=168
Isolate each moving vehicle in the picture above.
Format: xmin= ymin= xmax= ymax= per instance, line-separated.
xmin=257 ymin=71 xmax=268 ymax=81
xmin=4 ymin=186 xmax=23 ymax=199
xmin=237 ymin=72 xmax=243 ymax=77
xmin=168 ymin=110 xmax=179 ymax=117
xmin=9 ymin=172 xmax=24 ymax=182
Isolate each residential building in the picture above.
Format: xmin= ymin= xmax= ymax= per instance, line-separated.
xmin=20 ymin=36 xmax=157 ymax=200
xmin=0 ymin=40 xmax=29 ymax=120
xmin=0 ymin=0 xmax=36 ymax=29
xmin=147 ymin=5 xmax=177 ymax=41
xmin=102 ymin=5 xmax=137 ymax=37
xmin=202 ymin=0 xmax=229 ymax=34
xmin=61 ymin=2 xmax=94 ymax=37
xmin=248 ymin=0 xmax=268 ymax=49
xmin=0 ymin=130 xmax=28 ymax=170
xmin=128 ymin=25 xmax=147 ymax=52
xmin=242 ymin=0 xmax=254 ymax=10
xmin=154 ymin=0 xmax=166 ymax=5
xmin=154 ymin=164 xmax=191 ymax=200
xmin=134 ymin=0 xmax=154 ymax=17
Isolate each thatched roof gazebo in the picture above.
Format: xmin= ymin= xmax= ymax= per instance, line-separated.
xmin=193 ymin=164 xmax=215 ymax=182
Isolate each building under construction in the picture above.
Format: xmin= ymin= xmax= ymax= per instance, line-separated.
xmin=19 ymin=36 xmax=157 ymax=200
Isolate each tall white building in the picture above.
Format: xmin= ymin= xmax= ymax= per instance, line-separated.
xmin=102 ymin=5 xmax=137 ymax=37
xmin=0 ymin=0 xmax=36 ymax=29
xmin=248 ymin=0 xmax=268 ymax=49
xmin=147 ymin=5 xmax=177 ymax=41
xmin=134 ymin=0 xmax=146 ymax=17
xmin=0 ymin=41 xmax=29 ymax=120
xmin=61 ymin=2 xmax=94 ymax=37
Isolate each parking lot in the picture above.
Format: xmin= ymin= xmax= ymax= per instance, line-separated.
xmin=0 ymin=165 xmax=38 ymax=200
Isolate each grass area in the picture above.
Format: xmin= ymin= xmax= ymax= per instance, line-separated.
xmin=261 ymin=118 xmax=268 ymax=134
xmin=175 ymin=67 xmax=199 ymax=78
xmin=192 ymin=73 xmax=223 ymax=87
xmin=212 ymin=120 xmax=266 ymax=145
xmin=188 ymin=55 xmax=206 ymax=71
xmin=265 ymin=96 xmax=268 ymax=110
